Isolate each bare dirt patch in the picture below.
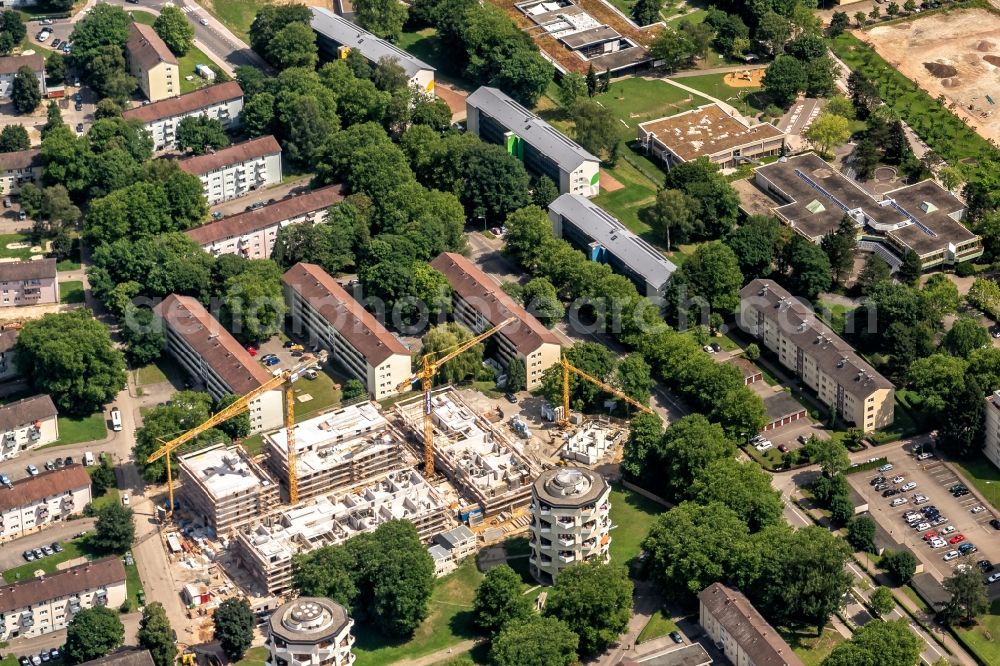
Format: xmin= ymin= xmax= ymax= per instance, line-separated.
xmin=723 ymin=68 xmax=766 ymax=88
xmin=860 ymin=8 xmax=1000 ymax=144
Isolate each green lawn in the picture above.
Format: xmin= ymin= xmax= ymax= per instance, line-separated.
xmin=637 ymin=610 xmax=679 ymax=644
xmin=779 ymin=626 xmax=846 ymax=666
xmin=130 ymin=12 xmax=219 ymax=93
xmin=504 ymin=536 xmax=532 ymax=583
xmin=670 ymin=72 xmax=764 ymax=116
xmin=608 ymin=485 xmax=667 ymax=567
xmin=956 ymin=600 xmax=1000 ymax=664
xmin=818 ymin=302 xmax=855 ymax=337
xmin=134 ymin=356 xmax=184 ymax=388
xmin=90 ymin=487 xmax=121 ymax=513
xmin=4 ymin=537 xmax=86 ymax=583
xmin=202 ymin=0 xmax=263 ymax=42
xmin=592 ymin=78 xmax=709 ymax=137
xmin=398 ymin=27 xmax=472 ymax=88
xmin=232 ymin=647 xmax=269 ymax=666
xmin=0 ymin=233 xmax=37 ymax=260
xmin=953 ymin=456 xmax=1000 ymax=513
xmin=39 ymin=413 xmax=107 ymax=448
xmin=59 ymin=280 xmax=84 ymax=304
xmin=353 ymin=558 xmax=483 ymax=666
xmin=294 ymin=368 xmax=343 ymax=420
xmin=124 ymin=560 xmax=144 ymax=611
xmin=56 ymin=259 xmax=81 ymax=271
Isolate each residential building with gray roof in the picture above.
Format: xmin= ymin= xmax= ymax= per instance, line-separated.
xmin=699 ymin=583 xmax=803 ymax=666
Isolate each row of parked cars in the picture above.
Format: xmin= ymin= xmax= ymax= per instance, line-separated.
xmin=25 ymin=456 xmax=75 ymax=477
xmin=22 ymin=542 xmax=64 ymax=562
xmin=18 ymin=648 xmax=60 ymax=666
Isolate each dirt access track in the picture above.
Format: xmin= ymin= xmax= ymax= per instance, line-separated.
xmin=857 ymin=8 xmax=1000 ymax=145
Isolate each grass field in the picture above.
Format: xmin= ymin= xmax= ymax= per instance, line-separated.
xmin=59 ymin=280 xmax=84 ymax=304
xmin=124 ymin=560 xmax=144 ymax=610
xmin=41 ymin=413 xmax=107 ymax=447
xmin=90 ymin=487 xmax=121 ymax=513
xmin=637 ymin=610 xmax=679 ymax=643
xmin=608 ymin=485 xmax=667 ymax=567
xmin=779 ymin=626 xmax=846 ymax=666
xmin=398 ymin=27 xmax=472 ymax=88
xmin=293 ymin=369 xmax=343 ymax=420
xmin=202 ymin=0 xmax=263 ymax=42
xmin=0 ymin=233 xmax=37 ymax=260
xmin=953 ymin=456 xmax=1000 ymax=512
xmin=130 ymin=12 xmax=219 ymax=93
xmin=233 ymin=647 xmax=269 ymax=666
xmin=670 ymin=72 xmax=765 ymax=116
xmin=353 ymin=558 xmax=483 ymax=666
xmin=956 ymin=600 xmax=1000 ymax=664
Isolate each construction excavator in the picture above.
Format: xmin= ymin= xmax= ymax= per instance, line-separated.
xmin=559 ymin=355 xmax=654 ymax=427
xmin=147 ymin=350 xmax=328 ymax=519
xmin=397 ymin=316 xmax=517 ymax=477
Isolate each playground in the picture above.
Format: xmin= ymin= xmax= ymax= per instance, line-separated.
xmin=723 ymin=68 xmax=765 ymax=88
xmin=859 ymin=8 xmax=1000 ymax=145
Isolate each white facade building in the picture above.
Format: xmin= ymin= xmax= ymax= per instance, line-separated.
xmin=0 ymin=149 xmax=42 ymax=197
xmin=154 ymin=294 xmax=283 ymax=433
xmin=0 ymin=394 xmax=59 ymax=460
xmin=178 ymin=136 xmax=283 ymax=205
xmin=0 ymin=558 xmax=126 ymax=641
xmin=267 ymin=598 xmax=356 ymax=666
xmin=122 ymin=81 xmax=244 ymax=151
xmin=0 ymin=55 xmax=44 ymax=100
xmin=984 ymin=391 xmax=1000 ymax=472
xmin=0 ymin=466 xmax=91 ymax=543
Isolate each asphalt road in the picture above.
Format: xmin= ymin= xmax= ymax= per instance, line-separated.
xmin=0 ymin=518 xmax=96 ymax=570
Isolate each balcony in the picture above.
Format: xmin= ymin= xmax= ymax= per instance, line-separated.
xmin=557 ymin=535 xmax=575 ymax=547
xmin=558 ymin=551 xmax=575 ymax=564
xmin=556 ymin=517 xmax=575 ymax=528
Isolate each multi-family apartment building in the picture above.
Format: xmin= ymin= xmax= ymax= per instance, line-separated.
xmin=310 ymin=7 xmax=435 ymax=96
xmin=0 ymin=149 xmax=42 ymax=196
xmin=267 ymin=598 xmax=356 ymax=666
xmin=0 ymin=557 xmax=126 ymax=640
xmin=264 ymin=402 xmax=404 ymax=503
xmin=0 ymin=259 xmax=58 ymax=308
xmin=983 ymin=391 xmax=1000 ymax=472
xmin=738 ymin=279 xmax=894 ymax=432
xmin=125 ymin=23 xmax=179 ymax=102
xmin=188 ymin=186 xmax=344 ymax=260
xmin=0 ymin=395 xmax=59 ymax=460
xmin=282 ymin=263 xmax=410 ymax=401
xmin=699 ymin=583 xmax=805 ymax=666
xmin=0 ymin=465 xmax=91 ymax=543
xmin=0 ymin=328 xmax=19 ymax=382
xmin=78 ymin=650 xmax=156 ymax=666
xmin=548 ymin=193 xmax=676 ymax=301
xmin=430 ymin=252 xmax=561 ymax=390
xmin=428 ymin=525 xmax=476 ymax=577
xmin=177 ymin=444 xmax=279 ymax=536
xmin=638 ymin=103 xmax=785 ymax=170
xmin=122 ymin=81 xmax=244 ymax=151
xmin=153 ymin=294 xmax=283 ymax=432
xmin=178 ymin=136 xmax=283 ymax=205
xmin=0 ymin=55 xmax=44 ymax=100
xmin=466 ymin=86 xmax=600 ymax=198
xmin=528 ymin=467 xmax=611 ymax=584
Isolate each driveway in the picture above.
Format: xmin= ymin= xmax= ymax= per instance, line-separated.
xmin=208 ymin=177 xmax=313 ymax=218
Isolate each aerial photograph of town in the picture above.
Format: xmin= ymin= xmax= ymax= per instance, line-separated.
xmin=1 ymin=0 xmax=1000 ymax=663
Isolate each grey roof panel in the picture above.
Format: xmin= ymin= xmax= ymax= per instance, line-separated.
xmin=467 ymin=86 xmax=599 ymax=172
xmin=310 ymin=7 xmax=433 ymax=78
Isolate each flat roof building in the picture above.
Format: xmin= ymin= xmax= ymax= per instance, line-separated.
xmin=0 ymin=465 xmax=90 ymax=543
xmin=754 ymin=153 xmax=982 ymax=270
xmin=188 ymin=186 xmax=343 ymax=260
xmin=638 ymin=103 xmax=784 ymax=170
xmin=0 ymin=557 xmax=126 ymax=641
xmin=123 ymin=81 xmax=244 ymax=151
xmin=282 ymin=263 xmax=411 ymax=401
xmin=234 ymin=469 xmax=450 ymax=596
xmin=154 ymin=294 xmax=283 ymax=433
xmin=268 ymin=598 xmax=355 ymax=666
xmin=699 ymin=583 xmax=804 ymax=666
xmin=311 ymin=7 xmax=434 ymax=96
xmin=467 ymin=86 xmax=600 ymax=198
xmin=0 ymin=149 xmax=43 ymax=196
xmin=177 ymin=444 xmax=279 ymax=536
xmin=548 ymin=193 xmax=675 ymax=300
xmin=264 ymin=401 xmax=405 ymax=503
xmin=429 ymin=525 xmax=477 ymax=577
xmin=396 ymin=389 xmax=536 ymax=518
xmin=178 ymin=136 xmax=283 ymax=205
xmin=738 ymin=279 xmax=894 ymax=433
xmin=431 ymin=252 xmax=561 ymax=390
xmin=125 ymin=23 xmax=178 ymax=102
xmin=0 ymin=259 xmax=58 ymax=308
xmin=0 ymin=394 xmax=59 ymax=459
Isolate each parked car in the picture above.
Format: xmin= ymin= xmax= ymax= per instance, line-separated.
xmin=941 ymin=525 xmax=957 ymax=535
xmin=23 ymin=550 xmax=34 ymax=561
xmin=303 ymin=369 xmax=318 ymax=380
xmin=30 ymin=655 xmax=41 ymax=666
xmin=26 ymin=464 xmax=38 ymax=476
xmin=52 ymin=542 xmax=62 ymax=553
xmin=954 ymin=488 xmax=971 ymax=497
xmin=878 ymin=463 xmax=894 ymax=472
xmin=870 ymin=476 xmax=886 ymax=486
xmin=505 ymin=393 xmax=518 ymax=404
xmin=930 ymin=538 xmax=947 ymax=549
xmin=51 ymin=39 xmax=60 ymax=49
xmin=32 ymin=548 xmax=42 ymax=559
xmin=246 ymin=346 xmax=257 ymax=357
xmin=43 ymin=460 xmax=54 ymax=471
xmin=959 ymin=543 xmax=978 ymax=555
xmin=0 ymin=473 xmax=10 ymax=488
xmin=74 ymin=101 xmax=82 ymax=111
xmin=901 ymin=482 xmax=917 ymax=491
xmin=669 ymin=631 xmax=684 ymax=644
xmin=990 ymin=519 xmax=1000 ymax=530
xmin=40 ymin=651 xmax=49 ymax=663
xmin=978 ymin=560 xmax=994 ymax=573
xmin=917 ymin=452 xmax=934 ymax=460
xmin=923 ymin=531 xmax=939 ymax=540
xmin=950 ymin=483 xmax=967 ymax=493
xmin=121 ymin=493 xmax=129 ymax=506
xmin=891 ymin=497 xmax=908 ymax=507
xmin=710 ymin=343 xmax=722 ymax=352
xmin=931 ymin=516 xmax=949 ymax=527
xmin=19 ymin=656 xmax=30 ymax=666
xmin=944 ymin=550 xmax=961 ymax=561
xmin=949 ymin=534 xmax=966 ymax=544
xmin=914 ymin=494 xmax=929 ymax=505
xmin=778 ymin=444 xmax=789 ymax=453
xmin=48 ymin=650 xmax=59 ymax=661
xmin=64 ymin=456 xmax=73 ymax=465
xmin=882 ymin=488 xmax=897 ymax=498
xmin=263 ymin=356 xmax=280 ymax=367
xmin=988 ymin=572 xmax=1000 ymax=584
xmin=915 ymin=522 xmax=931 ymax=531
xmin=76 ymin=122 xmax=84 ymax=134
xmin=891 ymin=475 xmax=905 ymax=484
xmin=41 ymin=545 xmax=53 ymax=556
xmin=875 ymin=483 xmax=890 ymax=491
xmin=971 ymin=505 xmax=986 ymax=513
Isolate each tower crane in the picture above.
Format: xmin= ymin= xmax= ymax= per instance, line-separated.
xmin=397 ymin=316 xmax=518 ymax=477
xmin=560 ymin=355 xmax=653 ymax=427
xmin=147 ymin=350 xmax=328 ymax=519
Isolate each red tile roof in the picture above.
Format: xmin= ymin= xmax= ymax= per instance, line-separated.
xmin=0 ymin=557 xmax=126 ymax=614
xmin=177 ymin=136 xmax=281 ymax=176
xmin=122 ymin=81 xmax=243 ymax=124
xmin=126 ymin=22 xmax=177 ymax=71
xmin=0 ymin=464 xmax=89 ymax=514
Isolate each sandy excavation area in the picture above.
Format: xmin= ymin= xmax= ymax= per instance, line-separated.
xmin=860 ymin=8 xmax=1000 ymax=144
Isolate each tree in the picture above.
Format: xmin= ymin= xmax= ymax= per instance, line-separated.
xmin=222 ymin=260 xmax=287 ymax=343
xmin=691 ymin=458 xmax=783 ymax=532
xmin=266 ymin=21 xmax=318 ymax=69
xmin=632 ymin=0 xmax=662 ymax=26
xmin=0 ymin=10 xmax=24 ymax=56
xmin=522 ymin=277 xmax=564 ymax=327
xmin=941 ymin=565 xmax=989 ymax=625
xmin=557 ymin=72 xmax=587 ymax=109
xmin=745 ymin=342 xmax=760 ymax=361
xmin=0 ymin=124 xmax=29 ymax=152
xmin=784 ymin=235 xmax=833 ymax=300
xmin=494 ymin=49 xmax=553 ymax=108
xmin=621 ymin=411 xmax=663 ymax=484
xmin=420 ymin=323 xmax=484 ymax=385
xmin=89 ymin=457 xmax=116 ymax=496
xmin=616 ymin=353 xmax=653 ymax=408
xmin=762 ymin=55 xmax=806 ymax=107
xmin=871 ymin=586 xmax=896 ymax=616
xmin=460 ymin=142 xmax=531 ymax=222
xmin=490 ymin=616 xmax=578 ymax=666
xmin=214 ymin=393 xmax=251 ymax=440
xmin=855 ymin=11 xmax=866 ymax=27
xmin=846 ymin=515 xmax=877 ymax=553
xmin=898 ymin=250 xmax=922 ymax=286
xmin=354 ymin=0 xmax=408 ymax=40
xmin=939 ymin=165 xmax=964 ymax=193
xmin=214 ymin=598 xmax=255 ymax=661
xmin=505 ymin=357 xmax=526 ymax=393
xmin=571 ymin=99 xmax=618 ymax=160
xmin=904 ymin=0 xmax=916 ymax=11
xmin=814 ymin=438 xmax=851 ymax=477
xmin=532 ymin=175 xmax=559 ymax=208
xmin=153 ymin=5 xmax=195 ymax=55
xmin=175 ymin=116 xmax=230 ymax=155
xmin=828 ymin=11 xmax=850 ymax=36
xmin=650 ymin=26 xmax=696 ymax=72
xmin=41 ymin=125 xmax=92 ymax=196
xmin=120 ymin=304 xmax=164 ymax=365
xmin=93 ymin=502 xmax=135 ymax=553
xmin=942 ymin=317 xmax=990 ymax=358
xmin=937 ymin=373 xmax=985 ymax=459
xmin=662 ymin=158 xmax=739 ymax=238
xmin=472 ymin=564 xmax=531 ymax=633
xmin=881 ymin=549 xmax=917 ymax=584
xmin=661 ymin=414 xmax=737 ymax=500
xmin=821 ymin=216 xmax=858 ymax=286
xmin=724 ymin=215 xmax=785 ymax=278
xmin=806 ymin=112 xmax=851 ymax=158
xmin=586 ymin=63 xmax=598 ymax=97
xmin=65 ymin=607 xmax=124 ymax=665
xmin=15 ymin=311 xmax=126 ymax=416
xmin=822 ymin=618 xmax=921 ymax=666
xmin=249 ymin=4 xmax=313 ymax=55
xmin=829 ymin=494 xmax=855 ymax=526
xmin=857 ymin=253 xmax=892 ymax=295
xmin=11 ymin=65 xmax=41 ymax=114
xmin=546 ymin=562 xmax=633 ymax=655
xmin=887 ymin=2 xmax=900 ymax=15
xmin=342 ymin=378 xmax=367 ymax=402
xmin=668 ymin=241 xmax=744 ymax=316
xmin=647 ymin=188 xmax=696 ymax=249
xmin=138 ymin=603 xmax=176 ymax=666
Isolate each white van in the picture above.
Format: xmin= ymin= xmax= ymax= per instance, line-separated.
xmin=110 ymin=407 xmax=122 ymax=432
xmin=84 ymin=451 xmax=94 ymax=466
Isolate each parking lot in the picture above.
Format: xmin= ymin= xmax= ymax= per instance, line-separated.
xmin=848 ymin=448 xmax=1000 ymax=594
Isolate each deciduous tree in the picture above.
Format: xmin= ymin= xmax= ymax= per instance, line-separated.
xmin=822 ymin=618 xmax=920 ymax=666
xmin=521 ymin=277 xmax=564 ymax=327
xmin=846 ymin=515 xmax=877 ymax=552
xmin=12 ymin=65 xmax=41 ymax=114
xmin=806 ymin=112 xmax=851 ymax=158
xmin=545 ymin=562 xmax=633 ymax=655
xmin=571 ymin=99 xmax=618 ymax=160
xmin=214 ymin=599 xmax=255 ymax=660
xmin=490 ymin=616 xmax=578 ymax=666
xmin=420 ymin=323 xmax=484 ymax=385
xmin=222 ymin=259 xmax=287 ymax=343
xmin=93 ymin=502 xmax=135 ymax=553
xmin=881 ymin=549 xmax=917 ymax=584
xmin=821 ymin=216 xmax=858 ymax=286
xmin=354 ymin=0 xmax=408 ymax=40
xmin=762 ymin=54 xmax=806 ymax=107
xmin=138 ymin=603 xmax=176 ymax=666
xmin=647 ymin=188 xmax=696 ymax=249
xmin=472 ymin=564 xmax=531 ymax=633
xmin=941 ymin=564 xmax=989 ymax=625
xmin=176 ymin=116 xmax=230 ymax=155
xmin=691 ymin=458 xmax=783 ymax=532
xmin=870 ymin=586 xmax=896 ymax=616
xmin=0 ymin=124 xmax=29 ymax=152
xmin=65 ymin=607 xmax=124 ymax=665
xmin=153 ymin=5 xmax=195 ymax=55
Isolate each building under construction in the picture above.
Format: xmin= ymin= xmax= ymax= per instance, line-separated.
xmin=264 ymin=401 xmax=406 ymax=503
xmin=178 ymin=444 xmax=279 ymax=537
xmin=395 ymin=389 xmax=536 ymax=522
xmin=233 ymin=469 xmax=451 ymax=596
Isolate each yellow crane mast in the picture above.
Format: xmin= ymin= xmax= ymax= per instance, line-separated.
xmin=147 ymin=351 xmax=328 ymax=518
xmin=397 ymin=317 xmax=518 ymax=477
xmin=560 ymin=355 xmax=654 ymax=427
